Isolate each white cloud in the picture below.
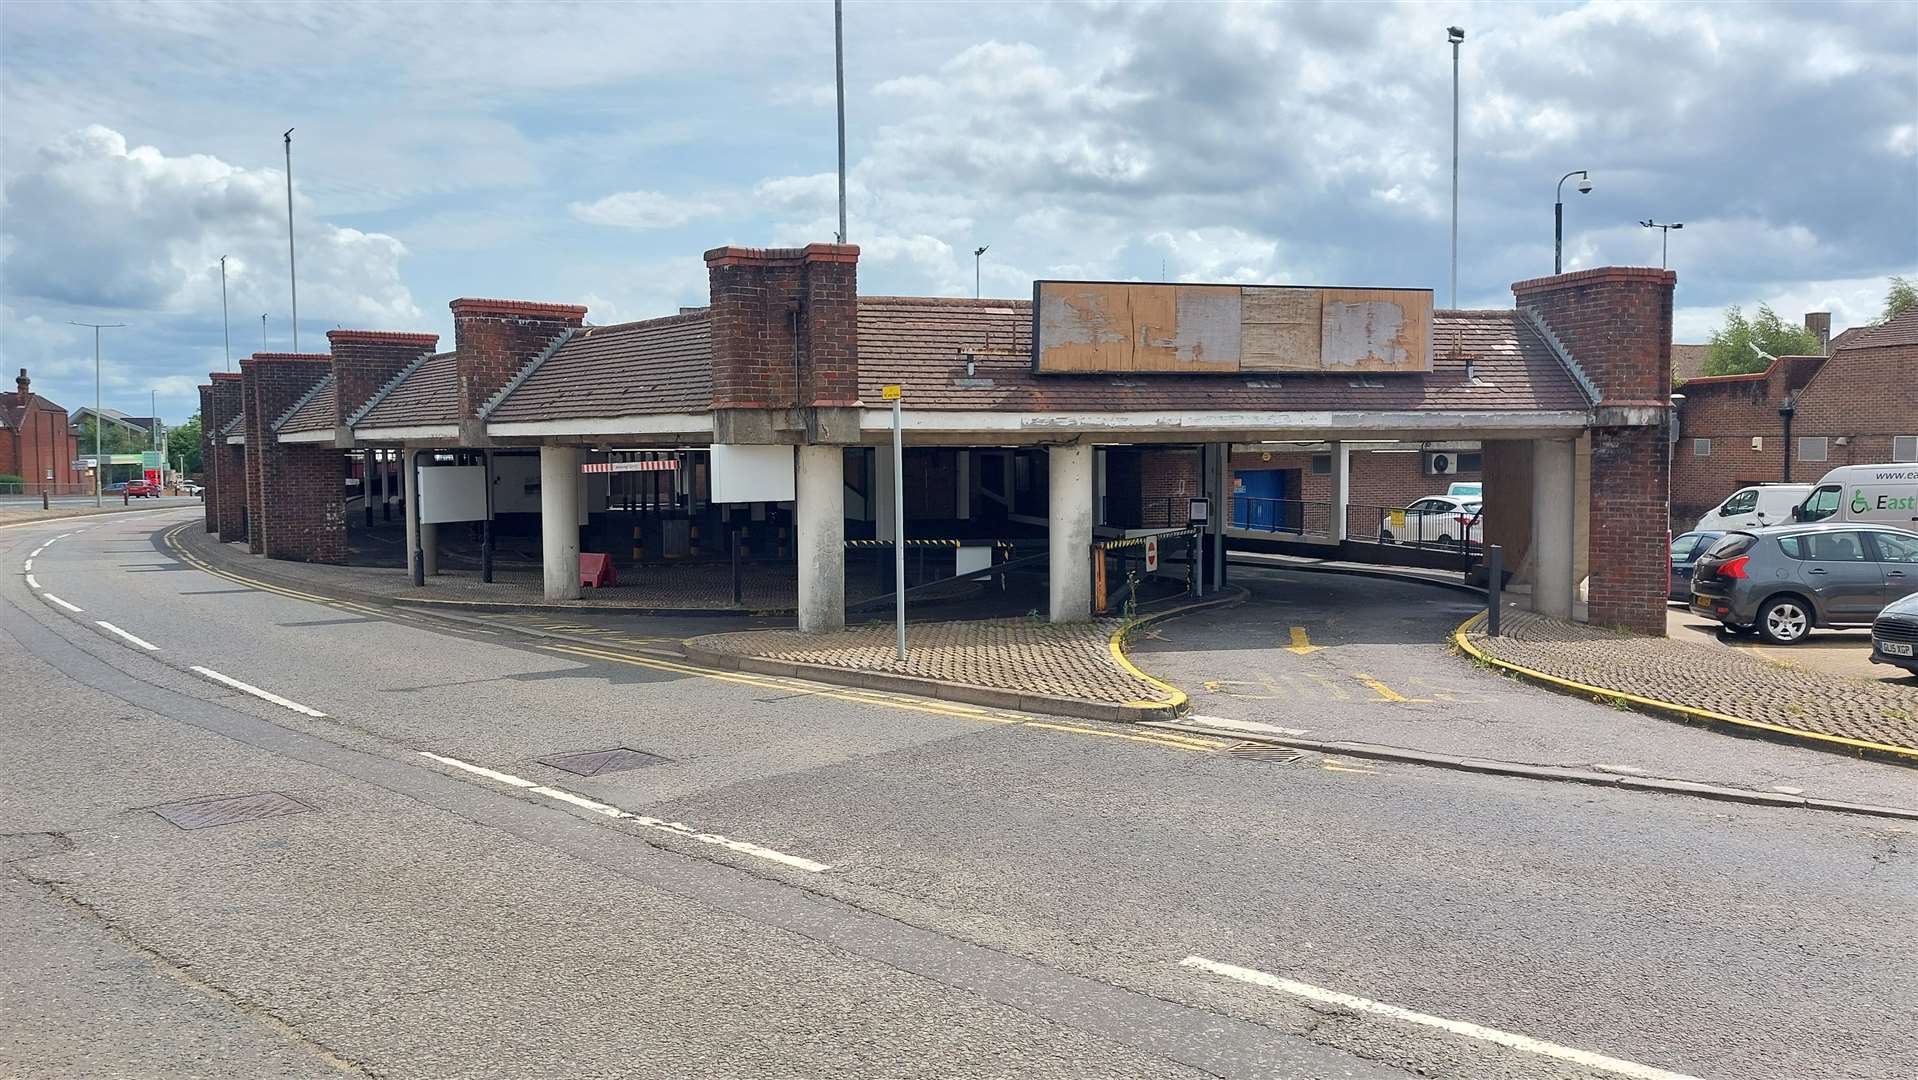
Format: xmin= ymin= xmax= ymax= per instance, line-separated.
xmin=1 ymin=125 xmax=418 ymax=326
xmin=570 ymin=190 xmax=725 ymax=230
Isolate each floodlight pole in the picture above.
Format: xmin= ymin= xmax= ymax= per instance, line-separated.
xmin=70 ymin=321 xmax=125 ymax=507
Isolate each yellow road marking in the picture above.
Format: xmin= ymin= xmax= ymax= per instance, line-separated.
xmin=1285 ymin=626 xmax=1323 ymax=655
xmin=1353 ymin=672 xmax=1430 ymax=703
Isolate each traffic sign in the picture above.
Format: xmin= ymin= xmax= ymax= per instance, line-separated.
xmin=1145 ymin=535 xmax=1159 ymax=572
xmin=881 ymin=384 xmax=902 ymax=400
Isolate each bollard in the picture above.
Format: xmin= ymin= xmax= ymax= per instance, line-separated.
xmin=42 ymin=490 xmax=50 ymax=510
xmin=731 ymin=527 xmax=743 ymax=607
xmin=1486 ymin=543 xmax=1502 ymax=637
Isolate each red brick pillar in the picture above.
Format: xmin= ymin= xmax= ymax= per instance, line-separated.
xmin=1513 ymin=267 xmax=1675 ymax=634
xmin=240 ymin=353 xmax=335 ymax=561
xmin=196 ymin=384 xmax=217 ymax=532
xmin=327 ymin=329 xmax=440 ymax=426
xmin=205 ymin=373 xmax=247 ymax=544
xmin=448 ymin=300 xmax=584 ymax=421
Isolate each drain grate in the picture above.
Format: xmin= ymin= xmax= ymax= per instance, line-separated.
xmin=151 ymin=792 xmax=312 ymax=831
xmin=1226 ymin=742 xmax=1310 ymax=765
xmin=538 ymin=748 xmax=670 ymax=776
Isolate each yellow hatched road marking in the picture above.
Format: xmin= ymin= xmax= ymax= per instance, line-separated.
xmin=1285 ymin=626 xmax=1323 ymax=655
xmin=1353 ymin=672 xmax=1429 ymax=703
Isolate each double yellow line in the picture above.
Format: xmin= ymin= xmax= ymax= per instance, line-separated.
xmin=160 ymin=524 xmax=1224 ymax=755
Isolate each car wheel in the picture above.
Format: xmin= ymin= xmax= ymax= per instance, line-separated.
xmin=1757 ymin=597 xmax=1812 ymax=645
xmin=1378 ymin=530 xmax=1395 ymax=545
xmin=1438 ymin=534 xmax=1458 ymax=548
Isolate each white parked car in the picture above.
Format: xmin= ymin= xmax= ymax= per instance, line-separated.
xmin=1379 ymin=495 xmax=1483 ymax=547
xmin=1694 ymin=483 xmax=1811 ymax=532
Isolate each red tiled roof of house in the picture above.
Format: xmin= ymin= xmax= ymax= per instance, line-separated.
xmin=1840 ymin=305 xmax=1918 ymax=350
xmin=485 ymin=312 xmax=712 ymax=424
xmin=854 ymin=298 xmax=1591 ymax=412
xmin=354 ymin=352 xmax=459 ymax=429
xmin=1671 ymin=343 xmax=1709 ymax=383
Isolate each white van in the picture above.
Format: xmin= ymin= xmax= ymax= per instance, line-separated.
xmin=1694 ymin=484 xmax=1812 ymax=532
xmin=1794 ymin=464 xmax=1918 ymax=527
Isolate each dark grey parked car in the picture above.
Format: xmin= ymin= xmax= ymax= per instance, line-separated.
xmin=1872 ymin=592 xmax=1918 ymax=675
xmin=1688 ymin=523 xmax=1918 ymax=645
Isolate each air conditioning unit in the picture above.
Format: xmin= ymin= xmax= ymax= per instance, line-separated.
xmin=1424 ymin=451 xmax=1459 ymax=475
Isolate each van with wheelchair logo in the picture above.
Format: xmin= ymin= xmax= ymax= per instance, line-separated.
xmin=1795 ymin=463 xmax=1918 ymax=526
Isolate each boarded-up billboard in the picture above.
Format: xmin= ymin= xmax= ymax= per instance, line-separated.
xmin=1032 ymin=281 xmax=1431 ymax=375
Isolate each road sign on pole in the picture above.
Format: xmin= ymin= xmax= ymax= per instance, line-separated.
xmin=884 ymin=384 xmax=906 ymax=660
xmin=1145 ymin=535 xmax=1159 ymax=573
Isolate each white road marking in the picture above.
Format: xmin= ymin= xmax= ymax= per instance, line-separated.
xmin=1178 ymin=715 xmax=1312 ymax=737
xmin=417 ymin=751 xmax=832 ymax=873
xmin=96 ymin=621 xmax=160 ymax=650
xmin=24 ymin=573 xmax=40 ymax=589
xmin=190 ymin=666 xmax=328 ymax=717
xmin=22 ymin=559 xmax=32 ymax=571
xmin=1179 ymin=957 xmax=1703 ymax=1080
xmin=29 ymin=545 xmax=45 ymax=557
xmin=43 ymin=593 xmax=83 ymax=613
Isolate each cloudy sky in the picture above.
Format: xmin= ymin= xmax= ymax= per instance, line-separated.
xmin=2 ymin=0 xmax=1914 ymax=425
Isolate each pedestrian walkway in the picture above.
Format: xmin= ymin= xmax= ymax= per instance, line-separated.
xmin=1462 ymin=609 xmax=1918 ymax=759
xmin=685 ymin=617 xmax=1181 ymax=710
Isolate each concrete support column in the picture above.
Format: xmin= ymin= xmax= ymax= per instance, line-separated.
xmin=1327 ymin=441 xmax=1351 ymax=543
xmin=956 ymin=450 xmax=971 ymax=521
xmin=540 ymin=445 xmax=581 ymax=601
xmin=1048 ymin=442 xmax=1094 ymax=623
xmin=403 ymin=449 xmax=437 ymax=581
xmin=1532 ymin=438 xmax=1576 ymax=619
xmin=796 ymin=444 xmax=846 ymax=632
xmin=874 ymin=446 xmax=897 ymax=542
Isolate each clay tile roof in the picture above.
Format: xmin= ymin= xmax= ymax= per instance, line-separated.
xmin=485 ymin=312 xmax=712 ymax=424
xmin=354 ymin=352 xmax=459 ymax=429
xmin=274 ymin=373 xmax=337 ymax=434
xmin=854 ymin=298 xmax=1590 ymax=413
xmin=1843 ymin=305 xmax=1918 ymax=350
xmin=1671 ymin=343 xmax=1710 ymax=384
xmin=220 ymin=412 xmax=245 ymax=438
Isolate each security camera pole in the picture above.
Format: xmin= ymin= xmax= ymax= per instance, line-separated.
xmin=219 ymin=255 xmax=231 ymax=371
xmin=1640 ymin=219 xmax=1684 ymax=269
xmin=1447 ymin=25 xmax=1464 ymax=308
xmin=284 ymin=128 xmax=299 ymax=352
xmin=69 ymin=321 xmax=125 ymax=507
xmin=1554 ymin=170 xmax=1592 ymax=275
xmin=974 ymin=245 xmax=988 ymax=299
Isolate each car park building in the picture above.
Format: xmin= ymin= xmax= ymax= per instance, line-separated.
xmin=200 ymin=245 xmax=1678 ymax=636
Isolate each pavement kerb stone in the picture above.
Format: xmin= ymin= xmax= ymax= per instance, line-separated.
xmin=1453 ymin=611 xmax=1918 ymax=769
xmin=682 ymin=588 xmax=1249 ymax=725
xmin=1148 ymin=721 xmax=1918 ymax=822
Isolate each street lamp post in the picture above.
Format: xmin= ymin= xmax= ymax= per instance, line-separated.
xmin=1447 ymin=26 xmax=1465 ymax=309
xmin=1554 ymin=170 xmax=1592 ymax=275
xmin=69 ymin=321 xmax=125 ymax=507
xmin=1640 ymin=219 xmax=1683 ymax=269
xmin=219 ymin=255 xmax=231 ymax=371
xmin=973 ymin=245 xmax=988 ymax=299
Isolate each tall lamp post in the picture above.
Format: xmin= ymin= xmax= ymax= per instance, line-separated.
xmin=69 ymin=321 xmax=125 ymax=507
xmin=1447 ymin=25 xmax=1465 ymax=309
xmin=1640 ymin=219 xmax=1683 ymax=269
xmin=973 ymin=245 xmax=988 ymax=299
xmin=1554 ymin=170 xmax=1592 ymax=274
xmin=218 ymin=255 xmax=231 ymax=371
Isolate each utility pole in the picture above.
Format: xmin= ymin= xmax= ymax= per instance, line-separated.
xmin=834 ymin=0 xmax=847 ymax=245
xmin=69 ymin=321 xmax=124 ymax=507
xmin=973 ymin=245 xmax=988 ymax=299
xmin=219 ymin=256 xmax=231 ymax=371
xmin=284 ymin=129 xmax=299 ymax=352
xmin=261 ymin=313 xmax=268 ymax=352
xmin=1448 ymin=26 xmax=1465 ymax=309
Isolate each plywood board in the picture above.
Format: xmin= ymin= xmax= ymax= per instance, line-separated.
xmin=1319 ymin=288 xmax=1430 ymax=371
xmin=1035 ymin=283 xmax=1241 ymax=373
xmin=1240 ymin=287 xmax=1322 ymax=372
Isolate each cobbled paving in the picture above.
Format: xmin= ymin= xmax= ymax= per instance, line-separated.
xmin=1470 ymin=610 xmax=1918 ymax=750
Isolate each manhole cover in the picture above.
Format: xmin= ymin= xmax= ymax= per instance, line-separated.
xmin=151 ymin=792 xmax=312 ymax=831
xmin=1226 ymin=742 xmax=1309 ymax=765
xmin=538 ymin=748 xmax=669 ymax=776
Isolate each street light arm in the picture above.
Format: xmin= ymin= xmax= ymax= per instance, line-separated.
xmin=1555 ymin=170 xmax=1588 ymax=201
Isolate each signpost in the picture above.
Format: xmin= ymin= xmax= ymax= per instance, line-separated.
xmin=1144 ymin=535 xmax=1159 ymax=573
xmin=883 ymin=384 xmax=906 ymax=660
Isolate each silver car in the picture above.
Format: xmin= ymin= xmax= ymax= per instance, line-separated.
xmin=1688 ymin=523 xmax=1918 ymax=644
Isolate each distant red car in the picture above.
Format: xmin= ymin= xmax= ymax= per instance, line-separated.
xmin=124 ymin=480 xmax=160 ymax=498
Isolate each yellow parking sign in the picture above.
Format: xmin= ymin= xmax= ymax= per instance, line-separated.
xmin=1390 ymin=509 xmax=1406 ymax=528
xmin=881 ymin=384 xmax=902 ymax=400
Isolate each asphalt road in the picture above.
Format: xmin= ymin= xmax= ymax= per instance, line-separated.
xmin=3 ymin=509 xmax=1914 ymax=1079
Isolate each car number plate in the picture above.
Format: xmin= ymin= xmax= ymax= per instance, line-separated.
xmin=1692 ymin=594 xmax=1711 ymax=608
xmin=1883 ymin=641 xmax=1915 ymax=657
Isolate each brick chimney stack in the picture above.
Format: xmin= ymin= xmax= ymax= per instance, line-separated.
xmin=15 ymin=368 xmax=28 ymax=401
xmin=449 ymin=299 xmax=586 ymax=424
xmin=704 ymin=243 xmax=861 ymax=444
xmin=1804 ymin=311 xmax=1831 ymax=355
xmin=327 ymin=329 xmax=441 ymax=430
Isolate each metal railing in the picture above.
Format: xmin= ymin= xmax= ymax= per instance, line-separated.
xmin=1230 ymin=496 xmax=1331 ymax=536
xmin=1356 ymin=502 xmax=1484 ymax=552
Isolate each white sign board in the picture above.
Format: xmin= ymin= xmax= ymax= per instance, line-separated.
xmin=955 ymin=545 xmax=993 ymax=578
xmin=490 ymin=454 xmax=542 ymax=515
xmin=418 ymin=465 xmax=489 ymax=524
xmin=710 ymin=444 xmax=795 ymax=504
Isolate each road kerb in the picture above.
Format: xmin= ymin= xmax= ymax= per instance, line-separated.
xmin=1147 ymin=721 xmax=1918 ymax=821
xmin=1453 ymin=612 xmax=1918 ymax=768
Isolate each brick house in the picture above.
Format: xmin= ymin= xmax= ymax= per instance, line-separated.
xmin=1671 ymin=306 xmax=1918 ymax=526
xmin=0 ymin=368 xmax=85 ymax=493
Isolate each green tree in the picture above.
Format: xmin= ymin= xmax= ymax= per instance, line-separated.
xmin=168 ymin=412 xmax=203 ymax=475
xmin=1700 ymin=304 xmax=1822 ymax=376
xmin=1884 ymin=275 xmax=1916 ymax=322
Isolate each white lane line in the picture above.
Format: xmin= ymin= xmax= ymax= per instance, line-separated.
xmin=416 ymin=751 xmax=832 ymax=873
xmin=190 ymin=666 xmax=328 ymax=717
xmin=24 ymin=573 xmax=41 ymax=589
xmin=96 ymin=621 xmax=161 ymax=651
xmin=43 ymin=593 xmax=84 ymax=613
xmin=1177 ymin=715 xmax=1312 ymax=737
xmin=1179 ymin=957 xmax=1702 ymax=1080
xmin=29 ymin=546 xmax=45 ymax=557
xmin=22 ymin=558 xmax=31 ymax=572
